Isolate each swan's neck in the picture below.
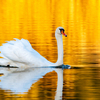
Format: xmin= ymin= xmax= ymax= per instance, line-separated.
xmin=56 ymin=35 xmax=63 ymax=66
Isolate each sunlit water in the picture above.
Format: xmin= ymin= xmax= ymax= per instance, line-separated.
xmin=0 ymin=0 xmax=100 ymax=100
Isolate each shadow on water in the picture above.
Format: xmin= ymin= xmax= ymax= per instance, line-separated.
xmin=0 ymin=65 xmax=70 ymax=100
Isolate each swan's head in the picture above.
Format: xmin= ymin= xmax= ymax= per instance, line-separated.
xmin=55 ymin=27 xmax=67 ymax=38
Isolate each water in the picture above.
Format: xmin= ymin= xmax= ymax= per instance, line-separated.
xmin=0 ymin=67 xmax=100 ymax=100
xmin=63 ymin=67 xmax=100 ymax=100
xmin=0 ymin=0 xmax=100 ymax=100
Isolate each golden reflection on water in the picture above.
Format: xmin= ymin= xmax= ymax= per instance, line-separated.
xmin=0 ymin=0 xmax=100 ymax=65
xmin=0 ymin=0 xmax=100 ymax=100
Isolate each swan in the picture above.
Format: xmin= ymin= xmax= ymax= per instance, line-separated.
xmin=0 ymin=27 xmax=67 ymax=68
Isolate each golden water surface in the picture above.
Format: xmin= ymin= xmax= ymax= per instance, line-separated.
xmin=0 ymin=0 xmax=100 ymax=100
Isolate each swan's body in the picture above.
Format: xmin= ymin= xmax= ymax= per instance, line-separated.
xmin=0 ymin=27 xmax=67 ymax=69
xmin=0 ymin=39 xmax=53 ymax=68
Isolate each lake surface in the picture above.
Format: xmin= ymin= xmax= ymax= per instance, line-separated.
xmin=0 ymin=0 xmax=100 ymax=100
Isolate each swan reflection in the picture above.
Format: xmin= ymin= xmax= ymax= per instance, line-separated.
xmin=0 ymin=67 xmax=54 ymax=93
xmin=0 ymin=66 xmax=68 ymax=100
xmin=55 ymin=69 xmax=63 ymax=100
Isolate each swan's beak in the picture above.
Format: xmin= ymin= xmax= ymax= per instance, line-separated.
xmin=63 ymin=33 xmax=67 ymax=37
xmin=61 ymin=31 xmax=67 ymax=37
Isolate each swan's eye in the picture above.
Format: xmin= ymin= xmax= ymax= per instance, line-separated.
xmin=59 ymin=28 xmax=67 ymax=37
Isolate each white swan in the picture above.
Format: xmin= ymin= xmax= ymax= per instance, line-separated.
xmin=0 ymin=27 xmax=67 ymax=68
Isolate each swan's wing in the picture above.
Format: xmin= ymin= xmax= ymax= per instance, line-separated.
xmin=0 ymin=39 xmax=49 ymax=67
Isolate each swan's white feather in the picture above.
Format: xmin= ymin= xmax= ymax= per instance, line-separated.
xmin=0 ymin=39 xmax=53 ymax=68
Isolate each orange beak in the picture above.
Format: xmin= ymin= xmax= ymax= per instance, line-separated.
xmin=61 ymin=30 xmax=67 ymax=37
